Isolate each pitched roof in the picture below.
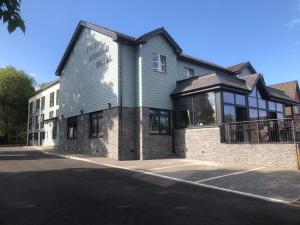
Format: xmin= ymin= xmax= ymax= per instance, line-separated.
xmin=56 ymin=21 xmax=182 ymax=75
xmin=30 ymin=80 xmax=60 ymax=98
xmin=269 ymin=81 xmax=299 ymax=100
xmin=172 ymin=73 xmax=299 ymax=105
xmin=178 ymin=54 xmax=234 ymax=75
xmin=227 ymin=61 xmax=256 ymax=74
xmin=171 ymin=72 xmax=249 ymax=96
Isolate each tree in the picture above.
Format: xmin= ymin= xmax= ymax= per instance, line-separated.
xmin=0 ymin=0 xmax=25 ymax=33
xmin=0 ymin=66 xmax=35 ymax=144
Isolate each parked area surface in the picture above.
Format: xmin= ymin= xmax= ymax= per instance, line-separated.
xmin=0 ymin=147 xmax=299 ymax=225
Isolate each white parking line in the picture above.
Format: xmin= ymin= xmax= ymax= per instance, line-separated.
xmin=149 ymin=163 xmax=200 ymax=171
xmin=195 ymin=167 xmax=266 ymax=183
xmin=42 ymin=151 xmax=298 ymax=207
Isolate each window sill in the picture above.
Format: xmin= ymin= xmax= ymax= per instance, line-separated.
xmin=153 ymin=69 xmax=166 ymax=74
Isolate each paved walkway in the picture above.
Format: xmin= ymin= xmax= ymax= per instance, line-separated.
xmin=39 ymin=147 xmax=300 ymax=205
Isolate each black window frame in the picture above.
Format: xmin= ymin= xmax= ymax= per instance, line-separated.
xmin=35 ymin=99 xmax=40 ymax=113
xmin=41 ymin=96 xmax=45 ymax=110
xmin=52 ymin=120 xmax=57 ymax=139
xmin=40 ymin=114 xmax=44 ymax=129
xmin=56 ymin=90 xmax=59 ymax=106
xmin=89 ymin=111 xmax=104 ymax=138
xmin=149 ymin=108 xmax=171 ymax=135
xmin=67 ymin=116 xmax=77 ymax=139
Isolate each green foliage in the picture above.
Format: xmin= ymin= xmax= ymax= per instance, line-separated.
xmin=0 ymin=66 xmax=35 ymax=144
xmin=0 ymin=0 xmax=25 ymax=33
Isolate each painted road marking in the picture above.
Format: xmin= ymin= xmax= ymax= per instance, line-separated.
xmin=149 ymin=163 xmax=201 ymax=171
xmin=42 ymin=151 xmax=298 ymax=207
xmin=195 ymin=167 xmax=266 ymax=183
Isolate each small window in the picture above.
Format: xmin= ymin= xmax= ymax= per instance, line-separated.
xmin=153 ymin=53 xmax=166 ymax=73
xmin=50 ymin=92 xmax=55 ymax=107
xmin=235 ymin=94 xmax=246 ymax=106
xmin=41 ymin=96 xmax=45 ymax=110
xmin=29 ymin=102 xmax=33 ymax=114
xmin=149 ymin=109 xmax=170 ymax=134
xmin=52 ymin=120 xmax=57 ymax=139
xmin=56 ymin=90 xmax=59 ymax=106
xmin=67 ymin=116 xmax=77 ymax=139
xmin=276 ymin=103 xmax=283 ymax=112
xmin=56 ymin=109 xmax=59 ymax=118
xmin=268 ymin=101 xmax=276 ymax=111
xmin=40 ymin=114 xmax=44 ymax=128
xmin=28 ymin=117 xmax=32 ymax=130
xmin=35 ymin=116 xmax=39 ymax=129
xmin=248 ymin=97 xmax=258 ymax=108
xmin=35 ymin=99 xmax=40 ymax=113
xmin=34 ymin=132 xmax=38 ymax=140
xmin=223 ymin=105 xmax=236 ymax=123
xmin=185 ymin=67 xmax=194 ymax=78
xmin=90 ymin=111 xmax=103 ymax=138
xmin=249 ymin=108 xmax=258 ymax=120
xmin=49 ymin=111 xmax=54 ymax=119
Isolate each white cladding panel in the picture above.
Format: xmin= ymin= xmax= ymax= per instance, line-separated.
xmin=60 ymin=28 xmax=119 ymax=118
xmin=140 ymin=35 xmax=177 ymax=110
xmin=177 ymin=60 xmax=215 ymax=80
xmin=121 ymin=44 xmax=137 ymax=107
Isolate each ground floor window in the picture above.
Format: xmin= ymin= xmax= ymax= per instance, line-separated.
xmin=67 ymin=116 xmax=77 ymax=139
xmin=175 ymin=92 xmax=216 ymax=128
xmin=149 ymin=109 xmax=170 ymax=134
xmin=34 ymin=132 xmax=38 ymax=140
xmin=90 ymin=111 xmax=103 ymax=138
xmin=52 ymin=120 xmax=57 ymax=139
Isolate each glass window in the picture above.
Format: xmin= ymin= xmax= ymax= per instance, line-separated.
xmin=41 ymin=97 xmax=45 ymax=110
xmin=175 ymin=96 xmax=193 ymax=128
xmin=29 ymin=102 xmax=33 ymax=114
xmin=250 ymin=87 xmax=257 ymax=97
xmin=149 ymin=109 xmax=170 ymax=134
xmin=34 ymin=132 xmax=38 ymax=140
xmin=90 ymin=111 xmax=103 ymax=138
xmin=50 ymin=92 xmax=55 ymax=107
xmin=40 ymin=114 xmax=44 ymax=128
xmin=258 ymin=99 xmax=266 ymax=109
xmin=248 ymin=97 xmax=257 ymax=108
xmin=277 ymin=112 xmax=284 ymax=120
xmin=153 ymin=53 xmax=166 ymax=73
xmin=276 ymin=103 xmax=283 ymax=112
xmin=268 ymin=101 xmax=276 ymax=111
xmin=224 ymin=105 xmax=236 ymax=123
xmin=56 ymin=90 xmax=59 ymax=106
xmin=259 ymin=110 xmax=267 ymax=120
xmin=185 ymin=67 xmax=194 ymax=78
xmin=193 ymin=93 xmax=216 ymax=126
xmin=29 ymin=117 xmax=32 ymax=130
xmin=223 ymin=92 xmax=235 ymax=104
xmin=249 ymin=108 xmax=258 ymax=120
xmin=35 ymin=99 xmax=40 ymax=113
xmin=35 ymin=116 xmax=39 ymax=129
xmin=49 ymin=111 xmax=54 ymax=119
xmin=67 ymin=116 xmax=77 ymax=139
xmin=52 ymin=120 xmax=57 ymax=139
xmin=235 ymin=94 xmax=246 ymax=106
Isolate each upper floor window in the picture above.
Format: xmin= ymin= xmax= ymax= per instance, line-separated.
xmin=41 ymin=96 xmax=45 ymax=110
xmin=29 ymin=102 xmax=33 ymax=114
xmin=35 ymin=99 xmax=40 ymax=113
xmin=56 ymin=90 xmax=59 ymax=106
xmin=49 ymin=111 xmax=54 ymax=119
xmin=185 ymin=67 xmax=194 ymax=78
xmin=153 ymin=53 xmax=166 ymax=73
xmin=40 ymin=114 xmax=44 ymax=129
xmin=50 ymin=92 xmax=55 ymax=107
xmin=149 ymin=108 xmax=170 ymax=134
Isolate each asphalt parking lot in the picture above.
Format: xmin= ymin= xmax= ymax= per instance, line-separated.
xmin=0 ymin=147 xmax=300 ymax=225
xmin=43 ymin=148 xmax=300 ymax=204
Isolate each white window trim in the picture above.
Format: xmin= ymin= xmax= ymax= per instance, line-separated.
xmin=153 ymin=53 xmax=166 ymax=73
xmin=185 ymin=67 xmax=194 ymax=78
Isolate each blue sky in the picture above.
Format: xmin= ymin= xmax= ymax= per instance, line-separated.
xmin=0 ymin=0 xmax=299 ymax=85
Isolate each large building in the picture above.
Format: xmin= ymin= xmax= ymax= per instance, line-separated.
xmin=28 ymin=21 xmax=300 ymax=168
xmin=27 ymin=80 xmax=60 ymax=146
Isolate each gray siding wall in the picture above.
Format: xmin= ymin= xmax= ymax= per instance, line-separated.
xmin=140 ymin=35 xmax=177 ymax=110
xmin=60 ymin=28 xmax=119 ymax=118
xmin=121 ymin=44 xmax=137 ymax=107
xmin=176 ymin=60 xmax=214 ymax=80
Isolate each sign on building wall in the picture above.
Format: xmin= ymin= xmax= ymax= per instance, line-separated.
xmin=87 ymin=41 xmax=112 ymax=69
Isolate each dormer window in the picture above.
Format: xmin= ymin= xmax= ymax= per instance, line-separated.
xmin=153 ymin=53 xmax=166 ymax=73
xmin=185 ymin=67 xmax=194 ymax=78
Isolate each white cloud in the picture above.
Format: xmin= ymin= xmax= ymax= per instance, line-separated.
xmin=285 ymin=18 xmax=300 ymax=29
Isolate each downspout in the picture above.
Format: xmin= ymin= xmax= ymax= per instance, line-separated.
xmin=118 ymin=43 xmax=123 ymax=160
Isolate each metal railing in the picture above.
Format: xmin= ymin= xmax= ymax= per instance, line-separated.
xmin=222 ymin=118 xmax=300 ymax=144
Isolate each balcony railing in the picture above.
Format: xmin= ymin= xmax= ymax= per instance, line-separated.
xmin=222 ymin=118 xmax=300 ymax=144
